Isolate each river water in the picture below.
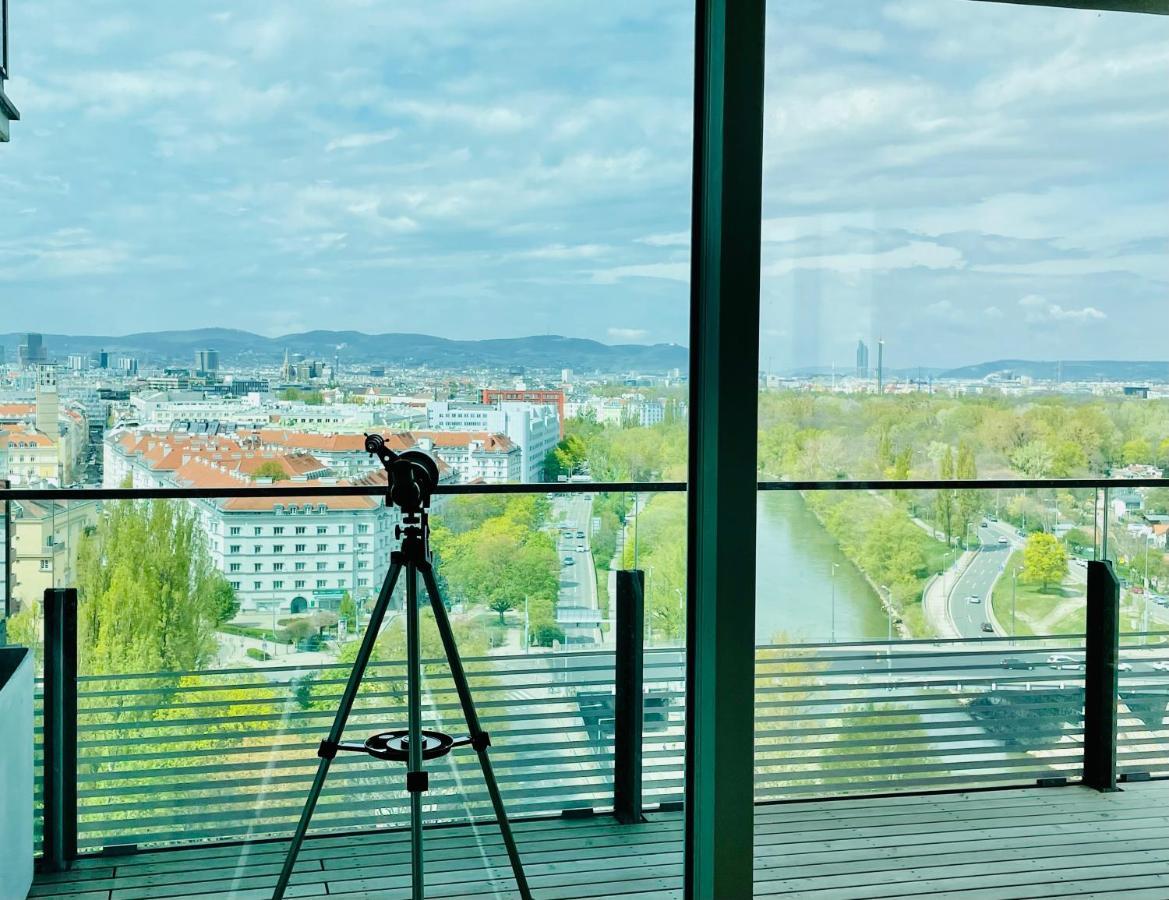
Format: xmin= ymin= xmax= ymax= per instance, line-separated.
xmin=755 ymin=491 xmax=887 ymax=644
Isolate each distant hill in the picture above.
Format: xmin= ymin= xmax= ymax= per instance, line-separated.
xmin=939 ymin=360 xmax=1169 ymax=383
xmin=0 ymin=330 xmax=688 ymax=374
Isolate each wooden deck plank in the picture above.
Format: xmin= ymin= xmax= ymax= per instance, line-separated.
xmin=30 ymin=781 xmax=1169 ymax=900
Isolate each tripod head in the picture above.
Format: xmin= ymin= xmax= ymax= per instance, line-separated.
xmin=364 ymin=434 xmax=440 ymax=517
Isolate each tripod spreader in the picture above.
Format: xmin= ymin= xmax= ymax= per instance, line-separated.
xmin=321 ymin=728 xmax=488 ymax=763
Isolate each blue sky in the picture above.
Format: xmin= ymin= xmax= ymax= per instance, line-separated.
xmin=1 ymin=0 xmax=1166 ymax=369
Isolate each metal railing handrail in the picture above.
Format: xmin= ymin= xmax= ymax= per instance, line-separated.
xmin=3 ymin=476 xmax=1169 ymax=502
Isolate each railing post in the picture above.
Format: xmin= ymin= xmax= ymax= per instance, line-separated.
xmin=614 ymin=570 xmax=645 ymax=824
xmin=42 ymin=588 xmax=78 ymax=870
xmin=1083 ymin=561 xmax=1119 ymax=792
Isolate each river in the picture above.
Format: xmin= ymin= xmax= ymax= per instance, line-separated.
xmin=755 ymin=491 xmax=887 ymax=644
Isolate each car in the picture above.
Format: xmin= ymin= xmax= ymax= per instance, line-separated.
xmin=576 ymin=544 xmax=586 ymax=552
xmin=562 ymin=556 xmax=575 ymax=566
xmin=576 ymin=531 xmax=585 ymax=539
xmin=997 ymin=537 xmax=1008 ymax=544
xmin=1155 ymin=596 xmax=1169 ymax=607
xmin=966 ymin=594 xmax=981 ymax=604
xmin=1153 ymin=661 xmax=1169 ymax=672
xmin=981 ymin=520 xmax=989 ymax=527
xmin=980 ymin=622 xmax=994 ymax=633
xmin=1001 ymin=658 xmax=1035 ymax=671
xmin=1047 ymin=654 xmax=1077 ymax=666
xmin=1118 ymin=662 xmax=1133 ymax=672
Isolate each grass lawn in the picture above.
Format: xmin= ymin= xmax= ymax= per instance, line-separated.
xmin=990 ymin=550 xmax=1084 ymax=637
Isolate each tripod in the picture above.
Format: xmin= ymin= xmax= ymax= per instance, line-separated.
xmin=272 ymin=437 xmax=531 ymax=900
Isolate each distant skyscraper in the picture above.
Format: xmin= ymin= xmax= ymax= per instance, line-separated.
xmin=855 ymin=340 xmax=869 ymax=379
xmin=35 ymin=366 xmax=59 ymax=438
xmin=196 ymin=349 xmax=220 ymax=374
xmin=876 ymin=340 xmax=885 ymax=394
xmin=18 ymin=333 xmax=46 ymax=367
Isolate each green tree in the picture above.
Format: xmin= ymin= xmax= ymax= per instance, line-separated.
xmin=1021 ymin=532 xmax=1068 ymax=592
xmin=1121 ymin=437 xmax=1153 ymax=466
xmin=338 ymin=593 xmax=357 ymax=629
xmin=1010 ymin=440 xmax=1054 ymax=477
xmin=75 ymin=500 xmax=231 ymax=675
xmin=488 ymin=596 xmax=517 ymax=624
xmin=250 ymin=460 xmax=286 ymax=481
xmin=1064 ymin=528 xmax=1093 ymax=557
xmin=954 ymin=442 xmax=981 ymax=547
xmin=934 ymin=446 xmax=955 ymax=545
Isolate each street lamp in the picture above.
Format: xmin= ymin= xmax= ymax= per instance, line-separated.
xmin=830 ymin=563 xmax=839 ymax=643
xmin=880 ymin=584 xmax=892 ymax=690
xmin=1011 ymin=567 xmax=1021 ymax=646
xmin=1143 ymin=534 xmax=1153 ymax=634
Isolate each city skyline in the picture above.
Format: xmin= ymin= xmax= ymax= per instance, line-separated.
xmin=0 ymin=1 xmax=1166 ymax=366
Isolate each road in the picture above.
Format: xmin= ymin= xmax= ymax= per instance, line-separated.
xmin=947 ymin=520 xmax=1021 ymax=638
xmin=551 ymin=493 xmax=600 ymax=643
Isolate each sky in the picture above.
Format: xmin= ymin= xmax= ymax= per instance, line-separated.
xmin=0 ymin=0 xmax=1166 ymax=370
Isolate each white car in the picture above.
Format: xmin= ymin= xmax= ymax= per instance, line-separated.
xmin=1118 ymin=662 xmax=1133 ymax=672
xmin=576 ymin=544 xmax=586 ymax=552
xmin=1153 ymin=661 xmax=1169 ymax=672
xmin=966 ymin=595 xmax=981 ymax=604
xmin=1047 ymin=654 xmax=1077 ymax=666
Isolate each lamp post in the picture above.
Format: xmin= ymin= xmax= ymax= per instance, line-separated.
xmin=674 ymin=587 xmax=684 ymax=646
xmin=880 ymin=584 xmax=892 ymax=690
xmin=523 ymin=596 xmax=530 ymax=653
xmin=1011 ymin=567 xmax=1020 ymax=646
xmin=1143 ymin=535 xmax=1152 ymax=634
xmin=830 ymin=563 xmax=839 ymax=643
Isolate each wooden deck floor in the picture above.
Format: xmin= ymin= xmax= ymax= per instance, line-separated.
xmin=30 ymin=780 xmax=1169 ymax=899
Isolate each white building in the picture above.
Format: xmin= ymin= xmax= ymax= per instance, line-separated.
xmin=103 ymin=429 xmax=398 ymax=614
xmin=426 ymin=400 xmax=559 ymax=482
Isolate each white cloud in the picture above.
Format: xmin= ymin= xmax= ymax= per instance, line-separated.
xmin=608 ymin=327 xmax=649 ymax=341
xmin=1018 ymin=294 xmax=1106 ymax=324
xmin=325 ymin=130 xmax=399 ymax=152
xmin=592 ymin=262 xmax=690 ymax=285
xmin=764 ymin=241 xmax=964 ymax=277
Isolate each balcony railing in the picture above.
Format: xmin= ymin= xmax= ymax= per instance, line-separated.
xmin=4 ymin=476 xmax=1168 ymax=869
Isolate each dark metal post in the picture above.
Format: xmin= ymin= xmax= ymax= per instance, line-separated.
xmin=2 ymin=479 xmax=11 ymax=619
xmin=42 ymin=588 xmax=78 ymax=870
xmin=1083 ymin=561 xmax=1120 ymax=792
xmin=686 ymin=0 xmax=765 ymax=895
xmin=614 ymin=570 xmax=645 ymax=824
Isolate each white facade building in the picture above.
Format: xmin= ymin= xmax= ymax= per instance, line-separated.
xmin=426 ymin=400 xmax=559 ymax=482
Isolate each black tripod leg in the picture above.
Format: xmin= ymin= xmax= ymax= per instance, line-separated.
xmin=272 ymin=560 xmax=403 ymax=900
xmin=419 ymin=563 xmax=532 ymax=900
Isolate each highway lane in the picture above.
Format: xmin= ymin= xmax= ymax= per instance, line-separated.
xmin=551 ymin=493 xmax=600 ymax=642
xmin=948 ymin=520 xmax=1020 ymax=638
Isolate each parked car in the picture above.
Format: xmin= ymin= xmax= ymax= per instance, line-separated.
xmin=980 ymin=622 xmax=994 ymax=633
xmin=1001 ymin=658 xmax=1035 ymax=671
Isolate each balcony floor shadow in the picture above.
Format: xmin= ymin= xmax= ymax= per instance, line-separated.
xmin=30 ymin=780 xmax=1169 ymax=899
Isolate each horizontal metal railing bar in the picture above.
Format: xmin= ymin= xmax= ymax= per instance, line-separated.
xmin=74 ymin=783 xmax=616 ymax=831
xmin=753 ymin=755 xmax=1078 ymax=783
xmin=75 ymin=747 xmax=620 ymax=787
xmin=0 ymin=481 xmax=684 ymax=501
xmin=67 ymin=654 xmax=643 ymax=686
xmin=755 ymin=677 xmax=1086 ymax=696
xmin=6 ymin=476 xmax=1169 ymax=504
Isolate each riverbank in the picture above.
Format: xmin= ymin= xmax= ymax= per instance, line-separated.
xmin=800 ymin=490 xmax=951 ymax=639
